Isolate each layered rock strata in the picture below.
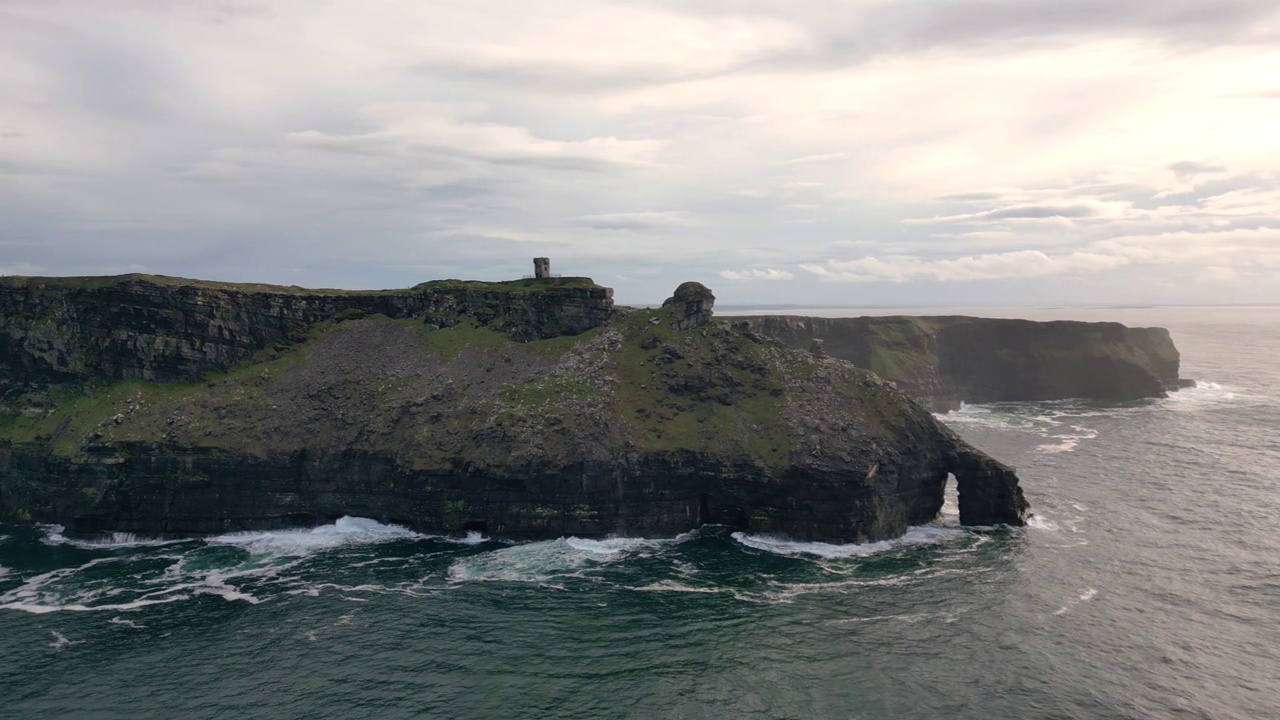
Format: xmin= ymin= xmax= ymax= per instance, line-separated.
xmin=0 ymin=274 xmax=612 ymax=409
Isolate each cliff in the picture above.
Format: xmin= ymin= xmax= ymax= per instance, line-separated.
xmin=0 ymin=274 xmax=612 ymax=412
xmin=744 ymin=315 xmax=1187 ymax=411
xmin=0 ymin=276 xmax=1028 ymax=543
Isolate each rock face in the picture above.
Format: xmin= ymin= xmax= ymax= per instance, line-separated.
xmin=745 ymin=315 xmax=1187 ymax=411
xmin=0 ymin=277 xmax=1029 ymax=542
xmin=0 ymin=274 xmax=613 ymax=411
xmin=662 ymin=282 xmax=715 ymax=330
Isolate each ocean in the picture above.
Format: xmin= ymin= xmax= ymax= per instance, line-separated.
xmin=1 ymin=306 xmax=1277 ymax=719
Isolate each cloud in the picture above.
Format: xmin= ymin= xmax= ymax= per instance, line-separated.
xmin=801 ymin=250 xmax=1130 ymax=282
xmin=772 ymin=152 xmax=850 ymax=166
xmin=905 ymin=201 xmax=1125 ymax=224
xmin=1168 ymin=160 xmax=1227 ymax=179
xmin=1 ymin=1 xmax=1280 ymax=305
xmin=571 ymin=211 xmax=696 ymax=230
xmin=718 ymin=268 xmax=796 ymax=281
xmin=285 ymin=102 xmax=664 ymax=172
xmin=411 ymin=3 xmax=805 ymax=92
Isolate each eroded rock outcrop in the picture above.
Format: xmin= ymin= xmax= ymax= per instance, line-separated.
xmin=0 ymin=277 xmax=1029 ymax=543
xmin=662 ymin=281 xmax=715 ymax=330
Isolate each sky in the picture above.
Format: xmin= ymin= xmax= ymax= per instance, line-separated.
xmin=2 ymin=0 xmax=1280 ymax=306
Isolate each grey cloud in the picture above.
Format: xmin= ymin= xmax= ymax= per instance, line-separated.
xmin=664 ymin=0 xmax=1279 ymax=73
xmin=570 ymin=211 xmax=694 ymax=231
xmin=0 ymin=11 xmax=183 ymax=122
xmin=418 ymin=0 xmax=1280 ymax=95
xmin=413 ymin=60 xmax=727 ymax=93
xmin=983 ymin=204 xmax=1100 ymax=220
xmin=936 ymin=191 xmax=1004 ymax=202
xmin=1168 ymin=160 xmax=1227 ymax=179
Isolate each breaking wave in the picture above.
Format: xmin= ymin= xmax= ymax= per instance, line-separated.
xmin=731 ymin=525 xmax=969 ymax=559
xmin=0 ymin=517 xmax=428 ymax=614
xmin=40 ymin=526 xmax=185 ymax=550
xmin=447 ymin=536 xmax=674 ymax=584
xmin=0 ymin=517 xmax=1022 ymax=614
xmin=207 ymin=516 xmax=422 ymax=556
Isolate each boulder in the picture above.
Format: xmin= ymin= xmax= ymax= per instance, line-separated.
xmin=662 ymin=281 xmax=715 ymax=330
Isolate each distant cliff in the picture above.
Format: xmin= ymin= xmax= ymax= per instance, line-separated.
xmin=0 ymin=276 xmax=1029 ymax=543
xmin=744 ymin=315 xmax=1188 ymax=411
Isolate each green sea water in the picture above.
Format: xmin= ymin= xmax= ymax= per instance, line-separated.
xmin=2 ymin=307 xmax=1277 ymax=719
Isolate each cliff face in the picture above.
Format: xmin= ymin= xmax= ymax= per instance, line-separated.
xmin=745 ymin=315 xmax=1186 ymax=411
xmin=0 ymin=275 xmax=613 ymax=410
xmin=0 ymin=277 xmax=1029 ymax=543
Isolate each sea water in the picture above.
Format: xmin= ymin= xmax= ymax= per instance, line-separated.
xmin=1 ymin=306 xmax=1277 ymax=719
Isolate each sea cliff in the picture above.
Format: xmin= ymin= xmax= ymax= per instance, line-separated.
xmin=745 ymin=315 xmax=1188 ymax=411
xmin=0 ymin=275 xmax=1028 ymax=542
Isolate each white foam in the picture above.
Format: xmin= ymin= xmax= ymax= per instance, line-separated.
xmin=1027 ymin=515 xmax=1059 ymax=531
xmin=1167 ymin=380 xmax=1241 ymax=408
xmin=3 ymin=518 xmax=433 ymax=614
xmin=731 ymin=525 xmax=967 ymax=559
xmin=829 ymin=613 xmax=931 ymax=624
xmin=630 ymin=580 xmax=726 ymax=594
xmin=452 ymin=530 xmax=489 ymax=545
xmin=208 ymin=516 xmax=420 ymax=557
xmin=448 ymin=536 xmax=671 ymax=584
xmin=43 ymin=528 xmax=183 ymax=550
xmin=1038 ymin=424 xmax=1100 ymax=454
xmin=0 ymin=565 xmax=9 ymax=581
xmin=109 ymin=616 xmax=146 ymax=629
xmin=48 ymin=631 xmax=83 ymax=650
xmin=1054 ymin=587 xmax=1099 ymax=615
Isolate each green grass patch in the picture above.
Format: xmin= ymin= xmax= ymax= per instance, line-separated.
xmin=604 ymin=309 xmax=793 ymax=467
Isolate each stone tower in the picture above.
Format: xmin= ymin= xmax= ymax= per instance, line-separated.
xmin=533 ymin=257 xmax=551 ymax=279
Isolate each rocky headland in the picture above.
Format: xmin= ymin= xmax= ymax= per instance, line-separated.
xmin=0 ymin=273 xmax=1041 ymax=543
xmin=744 ymin=314 xmax=1190 ymax=412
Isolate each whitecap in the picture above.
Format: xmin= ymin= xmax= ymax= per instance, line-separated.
xmin=44 ymin=529 xmax=184 ymax=550
xmin=49 ymin=631 xmax=83 ymax=650
xmin=1037 ymin=424 xmax=1100 ymax=454
xmin=1054 ymin=587 xmax=1099 ymax=615
xmin=446 ymin=530 xmax=490 ymax=545
xmin=207 ymin=516 xmax=421 ymax=557
xmin=731 ymin=525 xmax=967 ymax=559
xmin=1166 ymin=380 xmax=1240 ymax=408
xmin=448 ymin=536 xmax=671 ymax=584
xmin=1027 ymin=515 xmax=1059 ymax=532
xmin=109 ymin=616 xmax=146 ymax=629
xmin=630 ymin=580 xmax=726 ymax=594
xmin=829 ymin=613 xmax=931 ymax=624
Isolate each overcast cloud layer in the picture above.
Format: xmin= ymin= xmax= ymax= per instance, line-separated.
xmin=2 ymin=0 xmax=1279 ymax=305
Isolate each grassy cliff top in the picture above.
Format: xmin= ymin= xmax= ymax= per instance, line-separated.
xmin=0 ymin=273 xmax=604 ymax=296
xmin=0 ymin=305 xmax=910 ymax=474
